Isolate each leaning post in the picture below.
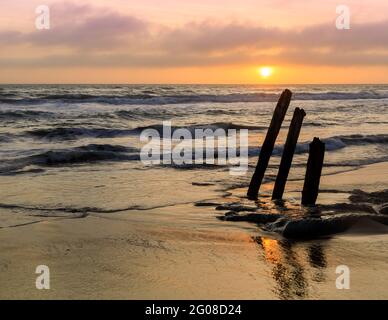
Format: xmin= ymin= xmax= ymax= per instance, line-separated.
xmin=272 ymin=107 xmax=306 ymax=200
xmin=247 ymin=89 xmax=292 ymax=200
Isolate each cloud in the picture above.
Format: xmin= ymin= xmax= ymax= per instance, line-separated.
xmin=1 ymin=1 xmax=388 ymax=68
xmin=0 ymin=2 xmax=148 ymax=49
xmin=3 ymin=50 xmax=388 ymax=69
xmin=159 ymin=20 xmax=388 ymax=53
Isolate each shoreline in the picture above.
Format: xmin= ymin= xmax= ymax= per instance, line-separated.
xmin=0 ymin=161 xmax=387 ymax=299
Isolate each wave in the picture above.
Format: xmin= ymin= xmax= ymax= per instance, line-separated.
xmin=3 ymin=130 xmax=388 ymax=174
xmin=0 ymin=108 xmax=218 ymax=123
xmin=113 ymin=108 xmax=244 ymax=121
xmin=26 ymin=127 xmax=135 ymax=140
xmin=14 ymin=129 xmax=388 ymax=168
xmin=131 ymin=122 xmax=266 ymax=134
xmin=0 ymin=144 xmax=140 ymax=174
xmin=0 ymin=134 xmax=12 ymax=143
xmin=2 ymin=90 xmax=388 ymax=105
xmin=246 ymin=134 xmax=388 ymax=158
xmin=0 ymin=110 xmax=54 ymax=121
xmin=306 ymin=134 xmax=388 ymax=152
xmin=24 ymin=122 xmax=265 ymax=141
xmin=31 ymin=144 xmax=139 ymax=165
xmin=9 ymin=126 xmax=388 ymax=154
xmin=302 ymin=134 xmax=386 ymax=153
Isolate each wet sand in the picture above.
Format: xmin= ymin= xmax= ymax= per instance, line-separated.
xmin=0 ymin=162 xmax=388 ymax=299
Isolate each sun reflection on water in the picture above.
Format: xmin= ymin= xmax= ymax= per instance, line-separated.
xmin=256 ymin=237 xmax=330 ymax=299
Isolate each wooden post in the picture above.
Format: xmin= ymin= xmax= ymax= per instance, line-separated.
xmin=272 ymin=107 xmax=306 ymax=200
xmin=301 ymin=137 xmax=325 ymax=206
xmin=247 ymin=89 xmax=292 ymax=199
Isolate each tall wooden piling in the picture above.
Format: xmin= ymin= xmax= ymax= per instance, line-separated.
xmin=301 ymin=137 xmax=325 ymax=206
xmin=247 ymin=89 xmax=292 ymax=200
xmin=272 ymin=107 xmax=306 ymax=200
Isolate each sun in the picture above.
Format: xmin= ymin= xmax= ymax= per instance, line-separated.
xmin=258 ymin=67 xmax=273 ymax=78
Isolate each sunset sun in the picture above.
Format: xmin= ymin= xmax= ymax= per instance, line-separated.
xmin=258 ymin=67 xmax=273 ymax=78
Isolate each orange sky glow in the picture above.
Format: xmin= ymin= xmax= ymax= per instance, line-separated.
xmin=1 ymin=0 xmax=388 ymax=84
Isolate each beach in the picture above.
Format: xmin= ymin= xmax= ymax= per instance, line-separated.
xmin=0 ymin=161 xmax=388 ymax=299
xmin=0 ymin=84 xmax=387 ymax=299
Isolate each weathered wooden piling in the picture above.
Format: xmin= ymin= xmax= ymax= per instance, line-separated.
xmin=247 ymin=89 xmax=292 ymax=199
xmin=301 ymin=137 xmax=325 ymax=206
xmin=272 ymin=107 xmax=306 ymax=200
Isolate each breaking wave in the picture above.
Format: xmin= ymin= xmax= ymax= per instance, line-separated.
xmin=0 ymin=144 xmax=139 ymax=174
xmin=23 ymin=122 xmax=265 ymax=141
xmin=2 ymin=90 xmax=388 ymax=105
xmin=247 ymin=134 xmax=388 ymax=157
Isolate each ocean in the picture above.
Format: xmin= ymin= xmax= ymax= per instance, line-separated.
xmin=0 ymin=84 xmax=387 ymax=220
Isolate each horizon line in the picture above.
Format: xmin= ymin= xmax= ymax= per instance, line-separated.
xmin=1 ymin=83 xmax=388 ymax=86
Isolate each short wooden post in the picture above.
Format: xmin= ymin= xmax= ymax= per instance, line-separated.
xmin=247 ymin=89 xmax=292 ymax=199
xmin=301 ymin=137 xmax=325 ymax=206
xmin=272 ymin=107 xmax=306 ymax=200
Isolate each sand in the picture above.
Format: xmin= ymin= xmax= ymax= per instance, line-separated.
xmin=0 ymin=162 xmax=388 ymax=300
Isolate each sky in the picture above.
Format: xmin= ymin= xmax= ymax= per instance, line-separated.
xmin=1 ymin=0 xmax=388 ymax=84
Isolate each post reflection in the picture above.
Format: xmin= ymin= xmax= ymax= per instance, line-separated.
xmin=307 ymin=243 xmax=327 ymax=283
xmin=255 ymin=237 xmax=328 ymax=299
